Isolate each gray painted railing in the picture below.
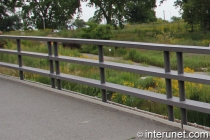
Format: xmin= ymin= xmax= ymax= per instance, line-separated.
xmin=0 ymin=35 xmax=210 ymax=128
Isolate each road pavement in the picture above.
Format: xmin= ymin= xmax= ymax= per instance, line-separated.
xmin=0 ymin=76 xmax=207 ymax=140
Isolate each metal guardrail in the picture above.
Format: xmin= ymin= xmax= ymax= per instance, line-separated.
xmin=0 ymin=35 xmax=210 ymax=128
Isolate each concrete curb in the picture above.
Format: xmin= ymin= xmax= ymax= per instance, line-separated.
xmin=0 ymin=74 xmax=209 ymax=134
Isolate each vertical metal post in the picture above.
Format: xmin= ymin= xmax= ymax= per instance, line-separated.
xmin=17 ymin=39 xmax=24 ymax=80
xmin=54 ymin=42 xmax=61 ymax=90
xmin=48 ymin=41 xmax=55 ymax=88
xmin=98 ymin=45 xmax=107 ymax=102
xmin=164 ymin=51 xmax=174 ymax=122
xmin=176 ymin=52 xmax=187 ymax=128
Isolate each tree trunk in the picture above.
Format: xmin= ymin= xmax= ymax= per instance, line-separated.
xmin=208 ymin=20 xmax=210 ymax=31
xmin=106 ymin=18 xmax=111 ymax=25
xmin=192 ymin=23 xmax=194 ymax=32
xmin=106 ymin=2 xmax=112 ymax=25
xmin=204 ymin=20 xmax=207 ymax=34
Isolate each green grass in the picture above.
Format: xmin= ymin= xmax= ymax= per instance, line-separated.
xmin=5 ymin=29 xmax=52 ymax=36
xmin=124 ymin=49 xmax=210 ymax=71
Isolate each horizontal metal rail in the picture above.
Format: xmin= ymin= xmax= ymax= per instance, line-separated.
xmin=1 ymin=35 xmax=210 ymax=54
xmin=0 ymin=35 xmax=210 ymax=127
xmin=0 ymin=62 xmax=210 ymax=114
xmin=0 ymin=61 xmax=210 ymax=114
xmin=1 ymin=50 xmax=209 ymax=85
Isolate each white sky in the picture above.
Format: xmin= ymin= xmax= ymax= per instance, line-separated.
xmin=78 ymin=0 xmax=181 ymax=22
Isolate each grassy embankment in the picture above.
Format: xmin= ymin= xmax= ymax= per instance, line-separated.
xmin=1 ymin=21 xmax=210 ymax=127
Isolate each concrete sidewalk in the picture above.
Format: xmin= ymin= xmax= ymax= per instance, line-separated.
xmin=0 ymin=75 xmax=207 ymax=140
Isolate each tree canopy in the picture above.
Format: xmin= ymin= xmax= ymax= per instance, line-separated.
xmin=161 ymin=0 xmax=210 ymax=32
xmin=0 ymin=0 xmax=18 ymax=18
xmin=0 ymin=15 xmax=22 ymax=31
xmin=6 ymin=0 xmax=210 ymax=32
xmin=124 ymin=1 xmax=156 ymax=24
xmin=0 ymin=0 xmax=22 ymax=31
xmin=72 ymin=18 xmax=86 ymax=29
xmin=82 ymin=0 xmax=157 ymax=29
xmin=22 ymin=0 xmax=80 ymax=29
xmin=180 ymin=0 xmax=210 ymax=32
xmin=171 ymin=16 xmax=181 ymax=22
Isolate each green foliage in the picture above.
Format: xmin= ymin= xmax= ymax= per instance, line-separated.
xmin=80 ymin=22 xmax=113 ymax=40
xmin=0 ymin=39 xmax=6 ymax=48
xmin=135 ymin=76 xmax=155 ymax=89
xmin=4 ymin=29 xmax=53 ymax=37
xmin=55 ymin=30 xmax=80 ymax=38
xmin=175 ymin=0 xmax=210 ymax=32
xmin=21 ymin=40 xmax=33 ymax=47
xmin=156 ymin=18 xmax=168 ymax=23
xmin=72 ymin=18 xmax=86 ymax=29
xmin=88 ymin=16 xmax=101 ymax=24
xmin=81 ymin=0 xmax=125 ymax=28
xmin=125 ymin=1 xmax=156 ymax=24
xmin=81 ymin=0 xmax=156 ymax=29
xmin=0 ymin=0 xmax=19 ymax=17
xmin=124 ymin=48 xmax=210 ymax=72
xmin=79 ymin=22 xmax=113 ymax=53
xmin=171 ymin=16 xmax=181 ymax=22
xmin=124 ymin=50 xmax=165 ymax=68
xmin=0 ymin=0 xmax=23 ymax=31
xmin=22 ymin=0 xmax=80 ymax=29
xmin=0 ymin=15 xmax=23 ymax=32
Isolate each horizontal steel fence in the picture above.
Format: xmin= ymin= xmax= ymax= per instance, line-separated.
xmin=0 ymin=35 xmax=210 ymax=128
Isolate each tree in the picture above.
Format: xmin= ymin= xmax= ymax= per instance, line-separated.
xmin=79 ymin=22 xmax=113 ymax=49
xmin=72 ymin=18 xmax=86 ymax=29
xmin=88 ymin=16 xmax=101 ymax=24
xmin=181 ymin=1 xmax=197 ymax=31
xmin=0 ymin=15 xmax=23 ymax=31
xmin=80 ymin=22 xmax=112 ymax=39
xmin=0 ymin=0 xmax=23 ymax=31
xmin=22 ymin=0 xmax=80 ymax=29
xmin=124 ymin=1 xmax=156 ymax=24
xmin=179 ymin=0 xmax=210 ymax=32
xmin=81 ymin=0 xmax=124 ymax=29
xmin=171 ymin=16 xmax=181 ymax=22
xmin=162 ymin=0 xmax=210 ymax=32
xmin=81 ymin=0 xmax=157 ymax=29
xmin=0 ymin=0 xmax=18 ymax=18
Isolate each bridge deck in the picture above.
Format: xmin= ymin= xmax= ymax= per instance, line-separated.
xmin=0 ymin=75 xmax=203 ymax=140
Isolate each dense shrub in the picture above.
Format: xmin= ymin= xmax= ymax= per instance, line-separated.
xmin=80 ymin=22 xmax=113 ymax=40
xmin=62 ymin=43 xmax=81 ymax=49
xmin=0 ymin=31 xmax=5 ymax=48
xmin=79 ymin=22 xmax=113 ymax=52
xmin=0 ymin=39 xmax=6 ymax=49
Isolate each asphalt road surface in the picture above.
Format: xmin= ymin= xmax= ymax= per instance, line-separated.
xmin=0 ymin=76 xmax=207 ymax=140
